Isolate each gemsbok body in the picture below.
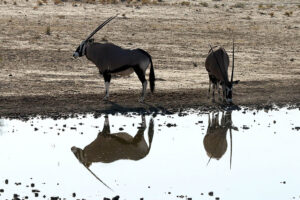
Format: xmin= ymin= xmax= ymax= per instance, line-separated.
xmin=73 ymin=15 xmax=155 ymax=102
xmin=205 ymin=43 xmax=239 ymax=103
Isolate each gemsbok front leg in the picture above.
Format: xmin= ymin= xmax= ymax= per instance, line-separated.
xmin=102 ymin=71 xmax=111 ymax=101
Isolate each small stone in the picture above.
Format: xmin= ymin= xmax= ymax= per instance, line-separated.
xmin=208 ymin=191 xmax=214 ymax=196
xmin=5 ymin=179 xmax=8 ymax=184
xmin=112 ymin=196 xmax=120 ymax=200
xmin=72 ymin=193 xmax=76 ymax=197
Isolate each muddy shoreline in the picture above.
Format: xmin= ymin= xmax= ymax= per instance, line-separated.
xmin=1 ymin=82 xmax=300 ymax=119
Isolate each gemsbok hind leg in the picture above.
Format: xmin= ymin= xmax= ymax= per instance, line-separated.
xmin=133 ymin=65 xmax=147 ymax=102
xmin=208 ymin=78 xmax=212 ymax=98
xmin=217 ymin=82 xmax=222 ymax=101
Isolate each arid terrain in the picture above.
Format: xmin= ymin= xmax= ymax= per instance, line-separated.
xmin=0 ymin=0 xmax=299 ymax=118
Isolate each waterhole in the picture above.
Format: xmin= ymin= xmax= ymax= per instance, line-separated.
xmin=0 ymin=107 xmax=299 ymax=200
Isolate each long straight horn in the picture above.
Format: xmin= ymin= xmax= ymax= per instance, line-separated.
xmin=231 ymin=38 xmax=235 ymax=83
xmin=85 ymin=14 xmax=118 ymax=42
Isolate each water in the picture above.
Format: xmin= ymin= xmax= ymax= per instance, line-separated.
xmin=0 ymin=108 xmax=300 ymax=200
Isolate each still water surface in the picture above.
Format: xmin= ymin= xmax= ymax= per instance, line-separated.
xmin=0 ymin=108 xmax=300 ymax=200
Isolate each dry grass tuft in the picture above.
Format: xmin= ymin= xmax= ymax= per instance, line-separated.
xmin=233 ymin=2 xmax=245 ymax=8
xmin=284 ymin=11 xmax=293 ymax=17
xmin=180 ymin=1 xmax=190 ymax=6
xmin=46 ymin=26 xmax=51 ymax=35
xmin=200 ymin=2 xmax=208 ymax=7
xmin=37 ymin=0 xmax=43 ymax=5
xmin=53 ymin=0 xmax=62 ymax=5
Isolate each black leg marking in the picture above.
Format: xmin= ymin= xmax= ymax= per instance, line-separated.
xmin=103 ymin=72 xmax=111 ymax=83
xmin=133 ymin=65 xmax=146 ymax=84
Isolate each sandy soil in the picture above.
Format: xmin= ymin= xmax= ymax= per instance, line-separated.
xmin=0 ymin=0 xmax=299 ymax=118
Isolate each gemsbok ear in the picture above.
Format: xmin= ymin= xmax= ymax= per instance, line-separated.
xmin=88 ymin=38 xmax=94 ymax=43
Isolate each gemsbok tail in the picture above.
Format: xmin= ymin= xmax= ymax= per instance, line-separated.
xmin=138 ymin=49 xmax=155 ymax=93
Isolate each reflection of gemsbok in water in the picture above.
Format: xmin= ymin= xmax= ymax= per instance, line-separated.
xmin=71 ymin=115 xmax=154 ymax=190
xmin=204 ymin=111 xmax=238 ymax=168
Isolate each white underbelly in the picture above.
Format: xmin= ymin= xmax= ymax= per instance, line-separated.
xmin=112 ymin=68 xmax=134 ymax=76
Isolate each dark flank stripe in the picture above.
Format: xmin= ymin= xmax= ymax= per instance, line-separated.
xmin=104 ymin=65 xmax=135 ymax=74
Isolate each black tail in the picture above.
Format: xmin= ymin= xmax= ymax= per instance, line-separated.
xmin=137 ymin=49 xmax=155 ymax=93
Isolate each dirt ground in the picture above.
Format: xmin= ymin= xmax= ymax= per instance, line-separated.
xmin=0 ymin=0 xmax=299 ymax=118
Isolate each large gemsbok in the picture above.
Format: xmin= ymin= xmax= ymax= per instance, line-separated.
xmin=205 ymin=41 xmax=239 ymax=103
xmin=204 ymin=111 xmax=238 ymax=168
xmin=71 ymin=115 xmax=154 ymax=189
xmin=73 ymin=15 xmax=155 ymax=102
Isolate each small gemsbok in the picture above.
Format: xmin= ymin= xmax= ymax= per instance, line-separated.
xmin=204 ymin=111 xmax=238 ymax=168
xmin=73 ymin=15 xmax=155 ymax=102
xmin=205 ymin=41 xmax=239 ymax=103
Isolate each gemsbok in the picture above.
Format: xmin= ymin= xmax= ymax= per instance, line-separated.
xmin=71 ymin=115 xmax=154 ymax=189
xmin=205 ymin=41 xmax=239 ymax=103
xmin=73 ymin=15 xmax=155 ymax=102
xmin=204 ymin=111 xmax=238 ymax=168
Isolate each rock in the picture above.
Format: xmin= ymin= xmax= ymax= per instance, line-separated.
xmin=112 ymin=196 xmax=120 ymax=200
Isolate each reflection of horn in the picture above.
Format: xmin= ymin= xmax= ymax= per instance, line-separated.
xmin=82 ymin=164 xmax=113 ymax=191
xmin=230 ymin=128 xmax=233 ymax=170
xmin=85 ymin=14 xmax=118 ymax=42
xmin=147 ymin=118 xmax=154 ymax=150
xmin=231 ymin=38 xmax=235 ymax=84
xmin=206 ymin=155 xmax=213 ymax=166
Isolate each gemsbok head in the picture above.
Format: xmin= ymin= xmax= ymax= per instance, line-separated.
xmin=73 ymin=15 xmax=155 ymax=102
xmin=205 ymin=41 xmax=240 ymax=103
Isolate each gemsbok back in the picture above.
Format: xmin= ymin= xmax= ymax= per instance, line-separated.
xmin=205 ymin=41 xmax=239 ymax=103
xmin=73 ymin=15 xmax=155 ymax=102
